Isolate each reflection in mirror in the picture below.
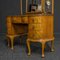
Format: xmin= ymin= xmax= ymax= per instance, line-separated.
xmin=45 ymin=0 xmax=52 ymax=14
xmin=36 ymin=4 xmax=42 ymax=12
xmin=20 ymin=0 xmax=44 ymax=14
xmin=20 ymin=0 xmax=54 ymax=15
xmin=28 ymin=0 xmax=37 ymax=12
xmin=28 ymin=0 xmax=42 ymax=13
xmin=36 ymin=0 xmax=42 ymax=13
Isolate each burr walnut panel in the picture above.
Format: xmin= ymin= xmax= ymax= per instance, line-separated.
xmin=12 ymin=16 xmax=22 ymax=23
xmin=21 ymin=16 xmax=28 ymax=23
xmin=28 ymin=16 xmax=42 ymax=24
xmin=12 ymin=16 xmax=28 ymax=23
xmin=6 ymin=16 xmax=28 ymax=35
xmin=28 ymin=15 xmax=54 ymax=39
xmin=6 ymin=15 xmax=54 ymax=39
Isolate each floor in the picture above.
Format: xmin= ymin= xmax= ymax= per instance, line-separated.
xmin=0 ymin=35 xmax=60 ymax=60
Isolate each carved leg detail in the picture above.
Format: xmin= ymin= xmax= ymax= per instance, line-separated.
xmin=10 ymin=36 xmax=14 ymax=50
xmin=51 ymin=40 xmax=54 ymax=52
xmin=27 ymin=39 xmax=31 ymax=56
xmin=42 ymin=42 xmax=45 ymax=58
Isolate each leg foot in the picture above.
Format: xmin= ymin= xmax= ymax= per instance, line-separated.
xmin=51 ymin=49 xmax=54 ymax=52
xmin=41 ymin=42 xmax=45 ymax=58
xmin=51 ymin=40 xmax=54 ymax=52
xmin=6 ymin=36 xmax=10 ymax=47
xmin=11 ymin=47 xmax=13 ymax=50
xmin=26 ymin=39 xmax=31 ymax=56
xmin=28 ymin=52 xmax=31 ymax=56
xmin=42 ymin=54 xmax=45 ymax=58
xmin=10 ymin=36 xmax=14 ymax=50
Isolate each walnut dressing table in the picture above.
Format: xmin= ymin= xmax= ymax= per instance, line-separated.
xmin=6 ymin=0 xmax=54 ymax=58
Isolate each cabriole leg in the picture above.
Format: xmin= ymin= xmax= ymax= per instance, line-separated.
xmin=26 ymin=39 xmax=31 ymax=56
xmin=41 ymin=42 xmax=45 ymax=58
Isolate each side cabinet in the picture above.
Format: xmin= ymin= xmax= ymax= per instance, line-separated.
xmin=28 ymin=15 xmax=54 ymax=39
xmin=6 ymin=16 xmax=28 ymax=35
xmin=27 ymin=15 xmax=54 ymax=57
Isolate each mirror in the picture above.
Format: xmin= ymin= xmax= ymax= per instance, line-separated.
xmin=27 ymin=0 xmax=42 ymax=13
xmin=45 ymin=0 xmax=52 ymax=14
xmin=20 ymin=0 xmax=54 ymax=15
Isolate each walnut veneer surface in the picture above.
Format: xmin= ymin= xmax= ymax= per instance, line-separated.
xmin=6 ymin=14 xmax=54 ymax=57
xmin=6 ymin=15 xmax=54 ymax=38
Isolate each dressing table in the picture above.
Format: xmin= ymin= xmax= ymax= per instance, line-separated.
xmin=6 ymin=0 xmax=54 ymax=57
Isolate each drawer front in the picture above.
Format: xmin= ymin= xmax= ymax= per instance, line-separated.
xmin=12 ymin=16 xmax=22 ymax=23
xmin=28 ymin=16 xmax=47 ymax=39
xmin=28 ymin=30 xmax=44 ymax=39
xmin=21 ymin=16 xmax=28 ymax=23
xmin=28 ymin=17 xmax=42 ymax=24
xmin=28 ymin=24 xmax=42 ymax=31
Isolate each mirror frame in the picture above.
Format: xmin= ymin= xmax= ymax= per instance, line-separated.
xmin=20 ymin=0 xmax=54 ymax=15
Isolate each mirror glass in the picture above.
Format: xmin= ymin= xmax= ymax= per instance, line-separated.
xmin=45 ymin=0 xmax=52 ymax=14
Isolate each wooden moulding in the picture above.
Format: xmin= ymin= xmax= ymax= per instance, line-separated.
xmin=52 ymin=0 xmax=54 ymax=14
xmin=20 ymin=0 xmax=22 ymax=15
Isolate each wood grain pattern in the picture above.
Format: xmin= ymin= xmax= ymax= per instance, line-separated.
xmin=28 ymin=15 xmax=54 ymax=39
xmin=6 ymin=15 xmax=54 ymax=57
xmin=6 ymin=15 xmax=54 ymax=41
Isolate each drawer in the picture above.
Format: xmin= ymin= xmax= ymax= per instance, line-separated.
xmin=28 ymin=24 xmax=42 ymax=30
xmin=29 ymin=17 xmax=42 ymax=24
xmin=28 ymin=30 xmax=43 ymax=39
xmin=21 ymin=16 xmax=28 ymax=23
xmin=28 ymin=30 xmax=43 ymax=34
xmin=12 ymin=16 xmax=22 ymax=23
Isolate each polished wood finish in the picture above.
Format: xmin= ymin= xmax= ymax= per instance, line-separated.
xmin=6 ymin=0 xmax=54 ymax=58
xmin=42 ymin=0 xmax=45 ymax=13
xmin=6 ymin=15 xmax=54 ymax=57
xmin=27 ymin=15 xmax=54 ymax=57
xmin=28 ymin=15 xmax=54 ymax=39
xmin=52 ymin=0 xmax=54 ymax=14
xmin=6 ymin=16 xmax=28 ymax=49
xmin=25 ymin=0 xmax=54 ymax=57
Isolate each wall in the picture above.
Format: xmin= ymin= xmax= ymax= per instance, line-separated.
xmin=0 ymin=0 xmax=20 ymax=34
xmin=0 ymin=0 xmax=60 ymax=38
